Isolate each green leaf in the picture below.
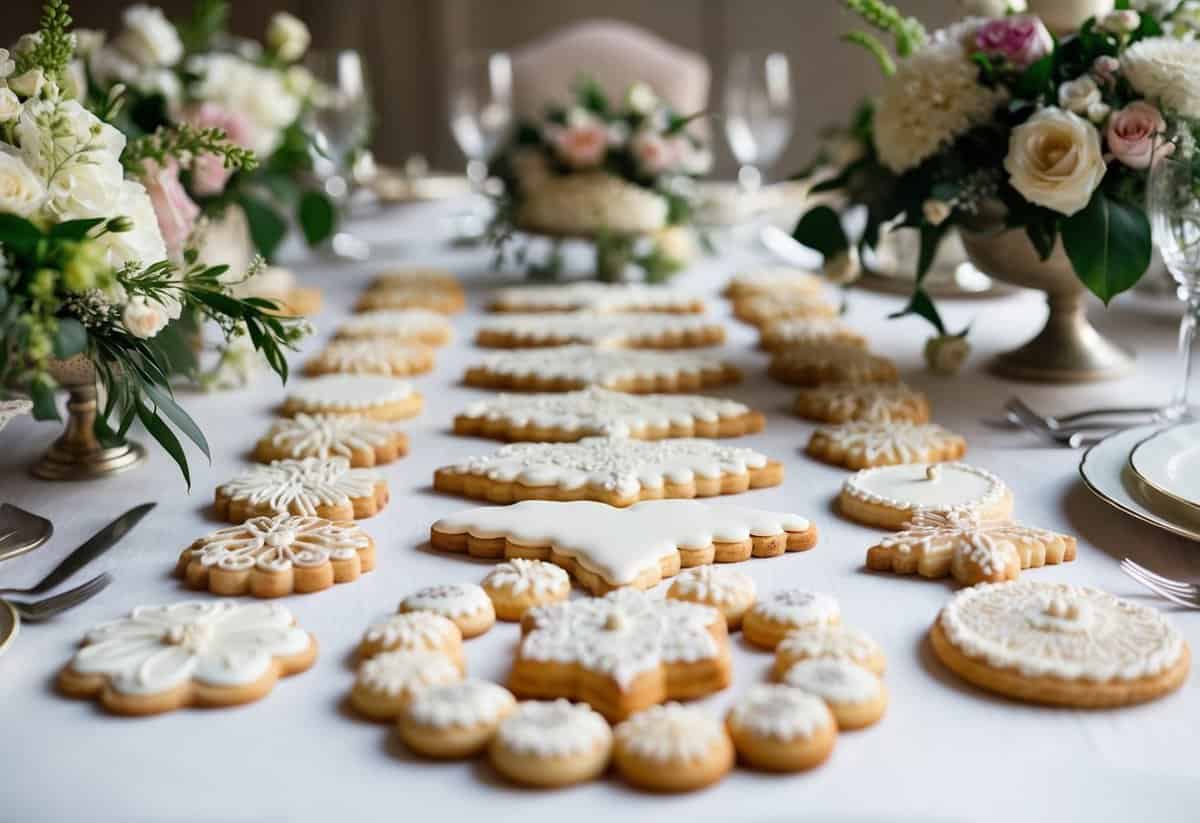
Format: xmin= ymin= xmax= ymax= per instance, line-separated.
xmin=916 ymin=223 xmax=948 ymax=281
xmin=52 ymin=317 xmax=87 ymax=359
xmin=792 ymin=206 xmax=850 ymax=259
xmin=0 ymin=286 xmax=8 ymax=312
xmin=1014 ymin=53 xmax=1054 ymax=100
xmin=191 ymin=288 xmax=246 ymax=318
xmin=237 ymin=194 xmax=288 ymax=262
xmin=135 ymin=396 xmax=191 ymax=490
xmin=888 ymin=287 xmax=947 ymax=335
xmin=141 ymin=379 xmax=210 ymax=461
xmin=154 ymin=320 xmax=200 ymax=377
xmin=1062 ymin=190 xmax=1152 ymax=304
xmin=30 ymin=379 xmax=60 ymax=422
xmin=298 ymin=191 xmax=337 ymax=247
xmin=49 ymin=218 xmax=106 ymax=241
xmin=0 ymin=214 xmax=44 ymax=257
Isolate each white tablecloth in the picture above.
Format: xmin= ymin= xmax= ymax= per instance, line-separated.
xmin=2 ymin=200 xmax=1197 ymax=823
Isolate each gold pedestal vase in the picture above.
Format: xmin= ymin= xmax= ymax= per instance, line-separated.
xmin=31 ymin=355 xmax=147 ymax=481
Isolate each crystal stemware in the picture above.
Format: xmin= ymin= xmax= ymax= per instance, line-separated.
xmin=448 ymin=50 xmax=513 ymax=239
xmin=723 ymin=50 xmax=794 ymax=193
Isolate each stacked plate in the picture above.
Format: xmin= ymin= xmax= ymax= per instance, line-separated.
xmin=1080 ymin=422 xmax=1200 ymax=541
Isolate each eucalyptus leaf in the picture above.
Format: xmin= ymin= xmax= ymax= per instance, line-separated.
xmin=135 ymin=396 xmax=191 ymax=490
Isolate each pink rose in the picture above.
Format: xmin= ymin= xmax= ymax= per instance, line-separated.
xmin=553 ymin=123 xmax=608 ymax=169
xmin=631 ymin=131 xmax=676 ymax=176
xmin=1106 ymin=101 xmax=1174 ymax=170
xmin=1092 ymin=55 xmax=1120 ymax=88
xmin=975 ymin=16 xmax=1054 ymax=69
xmin=141 ymin=158 xmax=199 ymax=261
xmin=181 ymin=103 xmax=254 ymax=195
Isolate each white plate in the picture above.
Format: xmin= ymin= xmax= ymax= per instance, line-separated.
xmin=1080 ymin=425 xmax=1200 ymax=542
xmin=0 ymin=600 xmax=18 ymax=659
xmin=1129 ymin=421 xmax=1200 ymax=512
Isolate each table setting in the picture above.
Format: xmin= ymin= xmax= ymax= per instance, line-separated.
xmin=2 ymin=1 xmax=1200 ymax=821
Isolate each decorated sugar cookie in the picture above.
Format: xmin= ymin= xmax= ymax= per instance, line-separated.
xmin=743 ymin=590 xmax=841 ymax=650
xmin=489 ymin=700 xmax=613 ymax=788
xmin=304 ymin=340 xmax=435 ymax=378
xmin=370 ymin=267 xmax=462 ymax=291
xmin=57 ymin=602 xmax=316 ymax=716
xmin=254 ymin=414 xmax=408 ymax=467
xmin=434 ymin=437 xmax=783 ymax=507
xmin=400 ymin=583 xmax=496 ymax=638
xmin=759 ymin=317 xmax=867 ymax=352
xmin=178 ymin=514 xmax=375 ymax=597
xmin=612 ymin=703 xmax=734 ymax=793
xmin=357 ymin=611 xmax=465 ymax=668
xmin=768 ymin=343 xmax=898 ymax=387
xmin=336 ymin=308 xmax=453 ymax=346
xmin=488 ymin=282 xmax=705 ymax=314
xmin=350 ymin=649 xmax=463 ymax=720
xmin=807 ymin=422 xmax=967 ymax=469
xmin=481 ymin=559 xmax=571 ymax=621
xmin=355 ymin=286 xmax=466 ymax=314
xmin=866 ymin=509 xmax=1076 ymax=586
xmin=281 ymin=374 xmax=423 ymax=421
xmin=666 ymin=565 xmax=757 ymax=630
xmin=723 ymin=266 xmax=825 ymax=300
xmin=929 ymin=580 xmax=1190 ymax=708
xmin=463 ymin=345 xmax=741 ymax=393
xmin=780 ymin=659 xmax=887 ymax=730
xmin=793 ymin=383 xmax=931 ymax=424
xmin=839 ymin=462 xmax=1013 ymax=530
xmin=733 ymin=292 xmax=839 ymax=327
xmin=431 ymin=499 xmax=818 ymax=594
xmin=454 ymin=386 xmax=765 ymax=442
xmin=476 ymin=312 xmax=726 ymax=349
xmin=398 ymin=680 xmax=517 ymax=759
xmin=772 ymin=624 xmax=887 ymax=678
xmin=215 ymin=457 xmax=389 ymax=522
xmin=726 ymin=685 xmax=838 ymax=772
xmin=510 ymin=589 xmax=731 ymax=721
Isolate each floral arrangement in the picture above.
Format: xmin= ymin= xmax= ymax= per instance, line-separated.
xmin=793 ymin=0 xmax=1200 ymax=367
xmin=0 ymin=1 xmax=305 ymax=485
xmin=490 ymin=79 xmax=711 ymax=281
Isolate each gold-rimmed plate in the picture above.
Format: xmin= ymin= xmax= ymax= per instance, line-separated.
xmin=1129 ymin=421 xmax=1200 ymax=517
xmin=0 ymin=600 xmax=18 ymax=659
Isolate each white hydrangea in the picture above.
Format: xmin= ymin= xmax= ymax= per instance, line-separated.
xmin=1121 ymin=37 xmax=1200 ymax=118
xmin=188 ymin=54 xmax=302 ymax=156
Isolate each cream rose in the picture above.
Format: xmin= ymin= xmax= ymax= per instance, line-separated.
xmin=0 ymin=147 xmax=47 ymax=217
xmin=1004 ymin=108 xmax=1107 ymax=216
xmin=0 ymin=88 xmax=20 ymax=122
xmin=122 ymin=296 xmax=169 ymax=339
xmin=8 ymin=68 xmax=45 ymax=98
xmin=266 ymin=12 xmax=311 ymax=62
xmin=115 ymin=4 xmax=183 ymax=67
xmin=0 ymin=47 xmax=14 ymax=79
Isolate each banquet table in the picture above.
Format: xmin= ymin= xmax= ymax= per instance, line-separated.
xmin=1 ymin=198 xmax=1198 ymax=823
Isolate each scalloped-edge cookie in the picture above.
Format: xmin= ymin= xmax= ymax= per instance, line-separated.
xmin=780 ymin=659 xmax=888 ymax=729
xmin=336 ymin=308 xmax=453 ymax=346
xmin=399 ymin=680 xmax=517 ymax=759
xmin=177 ymin=513 xmax=376 ymax=597
xmin=304 ymin=340 xmax=435 ymax=378
xmin=482 ymin=558 xmax=571 ymax=621
xmin=793 ymin=383 xmax=931 ymax=424
xmin=723 ymin=266 xmax=825 ymax=300
xmin=433 ymin=437 xmax=783 ymax=507
xmin=726 ymin=685 xmax=838 ymax=772
xmin=454 ymin=386 xmax=764 ymax=442
xmin=759 ymin=317 xmax=867 ymax=352
xmin=768 ymin=343 xmax=898 ymax=387
xmin=771 ymin=624 xmax=887 ymax=678
xmin=57 ymin=601 xmax=317 ymax=716
xmin=613 ymin=703 xmax=734 ymax=793
xmin=254 ymin=414 xmax=408 ymax=467
xmin=488 ymin=282 xmax=705 ymax=314
xmin=733 ymin=293 xmax=839 ymax=327
xmin=356 ymin=611 xmax=465 ymax=667
xmin=281 ymin=375 xmax=423 ymax=421
xmin=214 ymin=457 xmax=389 ymax=522
xmin=807 ymin=422 xmax=967 ymax=469
xmin=400 ymin=583 xmax=496 ymax=639
xmin=475 ymin=312 xmax=726 ymax=349
xmin=839 ymin=462 xmax=1013 ymax=530
xmin=667 ymin=565 xmax=757 ymax=630
xmin=743 ymin=590 xmax=842 ymax=650
xmin=350 ymin=649 xmax=463 ymax=720
xmin=489 ymin=700 xmax=613 ymax=787
xmin=463 ymin=345 xmax=741 ymax=393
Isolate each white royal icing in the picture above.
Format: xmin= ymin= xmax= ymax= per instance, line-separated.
xmin=470 ymin=346 xmax=732 ymax=388
xmin=520 ymin=589 xmax=722 ymax=688
xmin=285 ymin=375 xmax=414 ymax=412
xmin=795 ymin=383 xmax=926 ymax=423
xmin=189 ymin=513 xmax=370 ymax=572
xmin=459 ymin=387 xmax=750 ymax=438
xmin=737 ymin=292 xmax=836 ymax=320
xmin=729 ymin=266 xmax=823 ymax=295
xmin=614 ymin=703 xmax=726 ymax=763
xmin=490 ymin=283 xmax=701 ymax=314
xmin=773 ymin=343 xmax=893 ymax=380
xmin=813 ymin=422 xmax=962 ymax=464
xmin=265 ymin=414 xmax=399 ymax=460
xmin=763 ymin=317 xmax=864 ymax=347
xmin=337 ymin=309 xmax=451 ymax=340
xmin=754 ymin=590 xmax=840 ymax=627
xmin=940 ymin=580 xmax=1185 ymax=681
xmin=782 ymin=659 xmax=882 ymax=705
xmin=728 ymin=685 xmax=833 ymax=741
xmin=357 ymin=650 xmax=460 ymax=697
xmin=311 ymin=340 xmax=429 ymax=374
xmin=405 ymin=680 xmax=516 ymax=729
xmin=217 ymin=458 xmax=381 ymax=517
xmin=373 ymin=268 xmax=457 ymax=288
xmin=496 ymin=699 xmax=612 ymax=757
xmin=445 ymin=437 xmax=769 ymax=497
xmin=668 ymin=565 xmax=756 ymax=606
xmin=363 ymin=612 xmax=460 ymax=651
xmin=777 ymin=625 xmax=882 ymax=667
xmin=880 ymin=509 xmax=1064 ymax=579
xmin=478 ymin=312 xmax=721 ymax=347
xmin=434 ymin=500 xmax=811 ymax=587
xmin=402 ymin=583 xmax=492 ymax=618
xmin=72 ymin=601 xmax=310 ymax=695
xmin=843 ymin=462 xmax=1007 ymax=512
xmin=482 ymin=558 xmax=570 ymax=598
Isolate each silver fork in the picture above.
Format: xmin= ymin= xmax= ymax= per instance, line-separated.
xmin=1006 ymin=396 xmax=1166 ymax=431
xmin=1120 ymin=559 xmax=1200 ymax=609
xmin=1003 ymin=400 xmax=1106 ymax=448
xmin=5 ymin=572 xmax=112 ymax=622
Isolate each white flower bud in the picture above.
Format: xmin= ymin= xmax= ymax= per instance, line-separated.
xmin=823 ymin=248 xmax=862 ymax=285
xmin=924 ymin=334 xmax=971 ymax=375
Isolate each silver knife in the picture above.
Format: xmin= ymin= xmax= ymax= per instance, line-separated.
xmin=0 ymin=503 xmax=155 ymax=596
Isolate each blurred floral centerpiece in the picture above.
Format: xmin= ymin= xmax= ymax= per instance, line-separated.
xmin=490 ymin=79 xmax=711 ymax=281
xmin=794 ymin=0 xmax=1200 ymax=379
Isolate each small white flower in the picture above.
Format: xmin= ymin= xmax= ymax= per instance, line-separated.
xmin=1086 ymin=101 xmax=1111 ymax=124
xmin=266 ymin=12 xmax=311 ymax=62
xmin=0 ymin=147 xmax=47 ymax=217
xmin=824 ymin=248 xmax=862 ymax=285
xmin=1057 ymin=75 xmax=1102 ymax=116
xmin=73 ymin=29 xmax=106 ymax=57
xmin=284 ymin=65 xmax=315 ymax=98
xmin=122 ymin=296 xmax=169 ymax=339
xmin=0 ymin=48 xmax=14 ymax=79
xmin=0 ymin=88 xmax=20 ymax=122
xmin=625 ymin=82 xmax=658 ymax=115
xmin=8 ymin=68 xmax=45 ymax=98
xmin=1100 ymin=10 xmax=1142 ymax=34
xmin=115 ymin=4 xmax=183 ymax=67
xmin=923 ymin=199 xmax=952 ymax=226
xmin=925 ymin=334 xmax=970 ymax=375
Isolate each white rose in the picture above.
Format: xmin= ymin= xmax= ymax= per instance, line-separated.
xmin=625 ymin=82 xmax=658 ymax=115
xmin=0 ymin=147 xmax=47 ymax=217
xmin=189 ymin=55 xmax=301 ymax=156
xmin=115 ymin=5 xmax=183 ymax=67
xmin=923 ymin=199 xmax=952 ymax=226
xmin=1100 ymin=10 xmax=1141 ymax=34
xmin=925 ymin=334 xmax=971 ymax=375
xmin=122 ymin=296 xmax=169 ymax=339
xmin=0 ymin=88 xmax=20 ymax=122
xmin=1004 ymin=108 xmax=1107 ymax=216
xmin=1057 ymin=76 xmax=1101 ymax=115
xmin=266 ymin=13 xmax=311 ymax=62
xmin=824 ymin=248 xmax=862 ymax=285
xmin=17 ymin=99 xmax=128 ymax=218
xmin=8 ymin=68 xmax=45 ymax=98
xmin=100 ymin=179 xmax=170 ymax=274
xmin=0 ymin=48 xmax=14 ymax=79
xmin=654 ymin=226 xmax=695 ymax=264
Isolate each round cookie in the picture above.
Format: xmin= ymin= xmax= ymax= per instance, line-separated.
xmin=304 ymin=340 xmax=435 ymax=378
xmin=357 ymin=612 xmax=464 ymax=670
xmin=398 ymin=680 xmax=517 ymax=758
xmin=612 ymin=703 xmax=734 ymax=793
xmin=254 ymin=414 xmax=408 ymax=467
xmin=726 ymin=685 xmax=838 ymax=772
xmin=350 ymin=650 xmax=462 ymax=720
xmin=723 ymin=266 xmax=825 ymax=301
xmin=806 ymin=422 xmax=967 ymax=469
xmin=793 ymin=383 xmax=931 ymax=424
xmin=772 ymin=624 xmax=887 ymax=678
xmin=781 ymin=659 xmax=887 ymax=730
xmin=839 ymin=462 xmax=1014 ymax=530
xmin=481 ymin=559 xmax=571 ymax=621
xmin=281 ymin=374 xmax=424 ymax=422
xmin=666 ymin=565 xmax=757 ymax=630
xmin=733 ymin=292 xmax=839 ymax=327
xmin=767 ymin=343 xmax=898 ymax=387
xmin=743 ymin=590 xmax=841 ymax=650
xmin=400 ymin=583 xmax=496 ymax=638
xmin=355 ymin=285 xmax=466 ymax=314
xmin=759 ymin=317 xmax=867 ymax=352
xmin=489 ymin=700 xmax=613 ymax=788
xmin=929 ymin=580 xmax=1190 ymax=708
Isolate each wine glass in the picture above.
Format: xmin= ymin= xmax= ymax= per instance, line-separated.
xmin=448 ymin=50 xmax=513 ymax=238
xmin=723 ymin=50 xmax=795 ymax=193
xmin=1149 ymin=135 xmax=1200 ymax=417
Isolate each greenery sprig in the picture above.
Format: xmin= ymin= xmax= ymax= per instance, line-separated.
xmin=843 ymin=0 xmax=928 ymax=59
xmin=14 ymin=0 xmax=74 ymax=82
xmin=123 ymin=124 xmax=259 ymax=175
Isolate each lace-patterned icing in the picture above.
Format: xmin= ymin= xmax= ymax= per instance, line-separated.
xmin=812 ymin=422 xmax=964 ymax=464
xmin=337 ymin=308 xmax=452 ymax=341
xmin=357 ymin=650 xmax=460 ymax=697
xmin=496 ymin=699 xmax=613 ymax=756
xmin=728 ymin=685 xmax=833 ymax=741
xmin=668 ymin=565 xmax=756 ymax=606
xmin=776 ymin=625 xmax=882 ymax=667
xmin=478 ymin=312 xmax=723 ymax=347
xmin=401 ymin=583 xmax=492 ymax=618
xmin=264 ymin=414 xmax=399 ymax=460
xmin=793 ymin=383 xmax=929 ymax=423
xmin=405 ymin=680 xmax=516 ymax=729
xmin=482 ymin=559 xmax=570 ymax=598
xmin=842 ymin=462 xmax=1007 ymax=512
xmin=362 ymin=612 xmax=460 ymax=652
xmin=285 ymin=375 xmax=414 ymax=412
xmin=614 ymin=703 xmax=726 ymax=762
xmin=781 ymin=659 xmax=882 ymax=705
xmin=490 ymin=282 xmax=702 ymax=314
xmin=468 ymin=345 xmax=734 ymax=388
xmin=308 ymin=340 xmax=432 ymax=375
xmin=217 ymin=458 xmax=381 ymax=517
xmin=754 ymin=590 xmax=840 ymax=627
xmin=188 ymin=513 xmax=369 ymax=572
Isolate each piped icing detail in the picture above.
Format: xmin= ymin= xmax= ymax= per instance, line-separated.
xmin=264 ymin=414 xmax=399 ymax=460
xmin=357 ymin=650 xmax=460 ymax=696
xmin=401 ymin=583 xmax=493 ymax=618
xmin=728 ymin=685 xmax=833 ymax=741
xmin=614 ymin=703 xmax=726 ymax=762
xmin=217 ymin=458 xmax=381 ymax=516
xmin=405 ymin=680 xmax=516 ymax=729
xmin=668 ymin=565 xmax=756 ymax=606
xmin=285 ymin=375 xmax=414 ymax=411
xmin=754 ymin=590 xmax=840 ymax=627
xmin=188 ymin=513 xmax=369 ymax=572
xmin=842 ymin=462 xmax=1007 ymax=512
xmin=469 ymin=345 xmax=733 ymax=387
xmin=782 ymin=659 xmax=882 ymax=705
xmin=496 ymin=699 xmax=612 ymax=756
xmin=482 ymin=559 xmax=570 ymax=598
